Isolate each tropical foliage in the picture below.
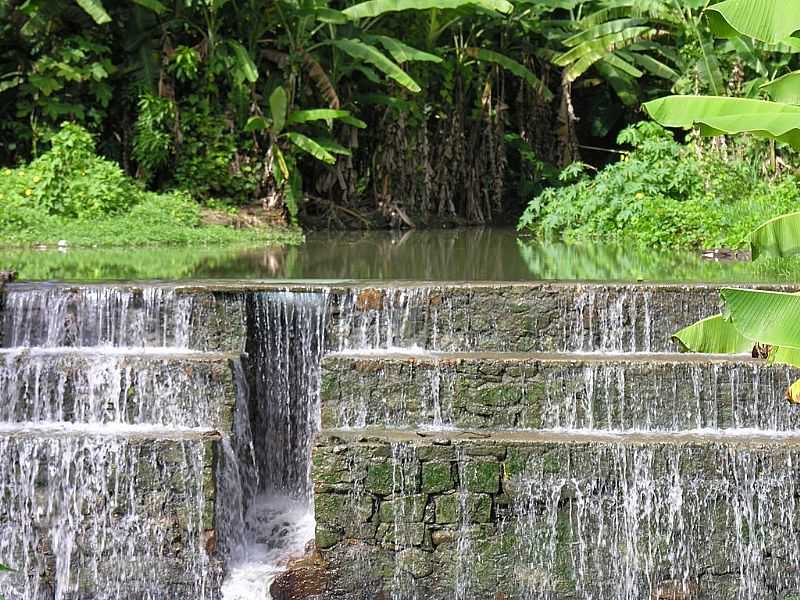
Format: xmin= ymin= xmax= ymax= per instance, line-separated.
xmin=643 ymin=0 xmax=800 ymax=401
xmin=517 ymin=122 xmax=799 ymax=249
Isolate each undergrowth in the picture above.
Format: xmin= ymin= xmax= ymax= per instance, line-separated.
xmin=518 ymin=123 xmax=800 ymax=250
xmin=0 ymin=123 xmax=300 ymax=248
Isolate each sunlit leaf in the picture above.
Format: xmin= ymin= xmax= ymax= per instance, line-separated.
xmin=75 ymin=0 xmax=111 ymax=24
xmin=372 ymin=36 xmax=443 ymax=63
xmin=721 ymin=288 xmax=800 ymax=349
xmin=761 ymin=71 xmax=800 ymax=105
xmin=343 ymin=0 xmax=513 ymax=19
xmin=287 ymin=109 xmax=353 ymax=125
xmin=750 ymin=211 xmax=800 ymax=260
xmin=332 ymin=39 xmax=420 ymax=92
xmin=672 ymin=313 xmax=753 ymax=354
xmin=229 ymin=41 xmax=258 ymax=83
xmin=643 ymin=95 xmax=800 ymax=147
xmin=706 ymin=0 xmax=800 ymax=44
xmin=244 ymin=116 xmax=269 ymax=132
xmin=785 ymin=377 xmax=800 ymax=404
xmin=285 ymin=132 xmax=337 ymax=164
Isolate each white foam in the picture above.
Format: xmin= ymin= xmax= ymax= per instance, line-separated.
xmin=222 ymin=495 xmax=315 ymax=600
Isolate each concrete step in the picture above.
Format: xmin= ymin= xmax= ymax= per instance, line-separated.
xmin=0 ymin=348 xmax=242 ymax=430
xmin=321 ymin=351 xmax=800 ymax=432
xmin=312 ymin=428 xmax=800 ymax=600
xmin=7 ymin=281 xmax=795 ymax=353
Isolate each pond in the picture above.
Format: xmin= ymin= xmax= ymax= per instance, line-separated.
xmin=0 ymin=227 xmax=797 ymax=282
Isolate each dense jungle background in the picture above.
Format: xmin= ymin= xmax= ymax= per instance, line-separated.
xmin=1 ymin=0 xmax=799 ymax=244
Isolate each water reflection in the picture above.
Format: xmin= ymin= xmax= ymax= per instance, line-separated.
xmin=1 ymin=228 xmax=797 ymax=282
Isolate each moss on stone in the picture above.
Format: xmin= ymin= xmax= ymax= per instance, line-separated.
xmin=379 ymin=494 xmax=427 ymax=523
xmin=365 ymin=461 xmax=393 ymax=495
xmin=463 ymin=461 xmax=501 ymax=494
xmin=435 ymin=494 xmax=459 ymax=524
xmin=421 ymin=462 xmax=454 ymax=494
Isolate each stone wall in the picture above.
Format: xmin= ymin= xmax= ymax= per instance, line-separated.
xmin=321 ymin=353 xmax=800 ymax=431
xmin=312 ymin=430 xmax=800 ymax=600
xmin=0 ymin=434 xmax=224 ymax=598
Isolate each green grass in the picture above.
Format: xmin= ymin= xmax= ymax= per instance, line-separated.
xmin=0 ymin=123 xmax=303 ymax=250
xmin=0 ymin=212 xmax=303 ymax=248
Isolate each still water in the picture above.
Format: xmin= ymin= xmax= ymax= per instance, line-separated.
xmin=0 ymin=228 xmax=795 ymax=282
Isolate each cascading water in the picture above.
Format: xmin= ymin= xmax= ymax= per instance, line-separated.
xmin=222 ymin=291 xmax=329 ymax=599
xmin=0 ymin=285 xmax=244 ymax=600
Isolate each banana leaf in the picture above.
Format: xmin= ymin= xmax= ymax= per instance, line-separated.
xmin=464 ymin=48 xmax=552 ymax=99
xmin=332 ymin=40 xmax=421 ymax=92
xmin=672 ymin=314 xmax=753 ymax=354
xmin=76 ymin=0 xmax=112 ymax=24
xmin=343 ymin=0 xmax=513 ymax=19
xmin=643 ymin=96 xmax=800 ymax=147
xmin=372 ymin=36 xmax=443 ymax=63
xmin=706 ymin=0 xmax=800 ymax=45
xmin=287 ymin=109 xmax=354 ymax=125
xmin=269 ymin=87 xmax=288 ymax=135
xmin=761 ymin=71 xmax=800 ymax=105
xmin=750 ymin=212 xmax=800 ymax=259
xmin=285 ymin=132 xmax=336 ymax=164
xmin=720 ymin=288 xmax=800 ymax=349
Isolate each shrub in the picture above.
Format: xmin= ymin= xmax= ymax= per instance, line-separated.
xmin=517 ymin=123 xmax=799 ymax=250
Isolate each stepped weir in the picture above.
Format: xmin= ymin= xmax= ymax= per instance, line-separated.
xmin=0 ymin=281 xmax=798 ymax=599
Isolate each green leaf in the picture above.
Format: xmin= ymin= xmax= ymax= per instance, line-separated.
xmin=229 ymin=41 xmax=258 ymax=83
xmin=770 ymin=346 xmax=800 ymax=369
xmin=287 ymin=109 xmax=355 ymax=125
xmin=464 ymin=47 xmax=553 ymax=99
xmin=643 ymin=95 xmax=800 ymax=147
xmin=750 ymin=211 xmax=800 ymax=260
xmin=269 ymin=87 xmax=288 ymax=135
xmin=316 ymin=138 xmax=352 ymax=156
xmin=285 ymin=132 xmax=337 ymax=164
xmin=244 ymin=116 xmax=270 ymax=132
xmin=338 ymin=114 xmax=368 ymax=128
xmin=761 ymin=71 xmax=800 ymax=105
xmin=75 ymin=0 xmax=111 ymax=24
xmin=0 ymin=562 xmax=11 ymax=572
xmin=672 ymin=314 xmax=753 ymax=354
xmin=332 ymin=39 xmax=421 ymax=92
xmin=554 ymin=27 xmax=652 ymax=82
xmin=721 ymin=288 xmax=800 ymax=349
xmin=131 ymin=0 xmax=167 ymax=13
xmin=562 ymin=18 xmax=644 ymax=48
xmin=706 ymin=0 xmax=800 ymax=45
xmin=343 ymin=0 xmax=513 ymax=19
xmin=372 ymin=36 xmax=443 ymax=63
xmin=315 ymin=7 xmax=349 ymax=22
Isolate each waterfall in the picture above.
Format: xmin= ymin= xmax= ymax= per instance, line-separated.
xmin=0 ymin=285 xmax=235 ymax=600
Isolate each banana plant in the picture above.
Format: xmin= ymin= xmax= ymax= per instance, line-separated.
xmin=652 ymin=0 xmax=800 ymax=402
xmin=245 ymin=86 xmax=367 ymax=221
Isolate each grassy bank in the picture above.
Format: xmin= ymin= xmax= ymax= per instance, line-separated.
xmin=0 ymin=124 xmax=301 ymax=249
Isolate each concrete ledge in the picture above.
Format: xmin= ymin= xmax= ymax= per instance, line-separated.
xmin=7 ymin=281 xmax=796 ymax=353
xmin=321 ymin=352 xmax=800 ymax=431
xmin=0 ymin=349 xmax=242 ymax=429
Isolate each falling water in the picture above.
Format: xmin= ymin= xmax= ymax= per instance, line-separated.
xmin=0 ymin=430 xmax=216 ymax=600
xmin=509 ymin=442 xmax=800 ymax=599
xmin=1 ymin=286 xmax=201 ymax=349
xmin=0 ymin=348 xmax=236 ymax=426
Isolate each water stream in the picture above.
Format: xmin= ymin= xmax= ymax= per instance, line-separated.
xmin=1 ymin=280 xmax=798 ymax=599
